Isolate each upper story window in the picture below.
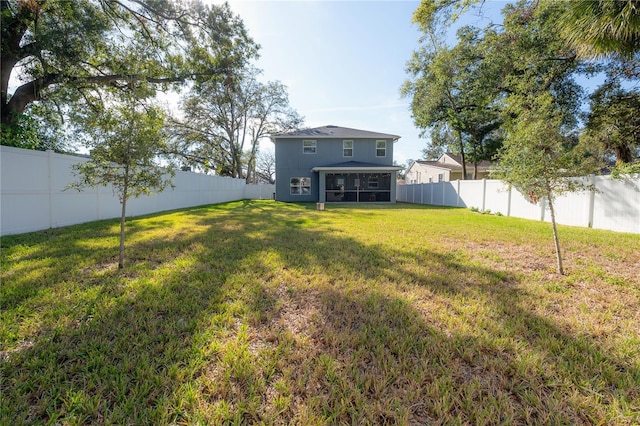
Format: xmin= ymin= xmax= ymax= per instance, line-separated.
xmin=303 ymin=140 xmax=317 ymax=154
xmin=343 ymin=140 xmax=353 ymax=157
xmin=376 ymin=140 xmax=386 ymax=157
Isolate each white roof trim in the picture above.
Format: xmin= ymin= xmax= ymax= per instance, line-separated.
xmin=418 ymin=164 xmax=453 ymax=171
xmin=312 ymin=166 xmax=403 ymax=172
xmin=273 ymin=136 xmax=400 ymax=142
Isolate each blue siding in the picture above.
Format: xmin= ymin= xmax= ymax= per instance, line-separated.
xmin=274 ymin=137 xmax=396 ymax=202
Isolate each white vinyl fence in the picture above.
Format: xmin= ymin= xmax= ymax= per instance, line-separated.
xmin=1 ymin=146 xmax=275 ymax=236
xmin=397 ymin=176 xmax=640 ymax=234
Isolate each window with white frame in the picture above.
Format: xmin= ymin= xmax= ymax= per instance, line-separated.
xmin=303 ymin=140 xmax=317 ymax=154
xmin=376 ymin=140 xmax=386 ymax=157
xmin=343 ymin=140 xmax=353 ymax=157
xmin=438 ymin=173 xmax=444 ymax=182
xmin=290 ymin=177 xmax=311 ymax=195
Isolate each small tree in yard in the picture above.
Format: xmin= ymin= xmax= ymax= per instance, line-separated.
xmin=494 ymin=93 xmax=598 ymax=275
xmin=68 ymin=97 xmax=174 ymax=269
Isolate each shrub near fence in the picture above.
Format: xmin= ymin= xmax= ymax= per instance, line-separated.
xmin=1 ymin=146 xmax=275 ymax=236
xmin=397 ymin=177 xmax=640 ymax=234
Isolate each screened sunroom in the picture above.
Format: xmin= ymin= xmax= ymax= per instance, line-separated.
xmin=312 ymin=161 xmax=402 ymax=203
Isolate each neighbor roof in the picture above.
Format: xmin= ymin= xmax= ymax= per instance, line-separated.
xmin=415 ymin=159 xmax=492 ymax=172
xmin=271 ymin=125 xmax=400 ymax=141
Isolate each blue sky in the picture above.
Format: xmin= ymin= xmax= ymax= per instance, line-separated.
xmin=217 ymin=0 xmax=512 ymax=164
xmin=218 ymin=0 xmax=424 ymax=164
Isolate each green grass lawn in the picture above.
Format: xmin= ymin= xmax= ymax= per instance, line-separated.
xmin=2 ymin=200 xmax=639 ymax=425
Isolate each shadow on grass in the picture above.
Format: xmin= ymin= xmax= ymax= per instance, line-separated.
xmin=1 ymin=201 xmax=638 ymax=424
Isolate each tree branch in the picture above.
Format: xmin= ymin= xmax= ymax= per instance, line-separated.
xmin=4 ymin=70 xmax=216 ymax=118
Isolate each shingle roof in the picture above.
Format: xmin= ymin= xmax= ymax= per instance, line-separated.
xmin=272 ymin=125 xmax=400 ymax=140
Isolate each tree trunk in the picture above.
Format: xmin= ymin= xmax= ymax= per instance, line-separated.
xmin=119 ymin=199 xmax=126 ymax=269
xmin=547 ymin=190 xmax=564 ymax=275
xmin=614 ymin=143 xmax=633 ymax=164
xmin=456 ymin=129 xmax=467 ymax=179
xmin=119 ymin=176 xmax=128 ymax=269
xmin=246 ymin=132 xmax=259 ymax=184
xmin=1 ymin=57 xmax=19 ymax=123
xmin=472 ymin=141 xmax=478 ymax=180
xmin=235 ymin=153 xmax=244 ymax=179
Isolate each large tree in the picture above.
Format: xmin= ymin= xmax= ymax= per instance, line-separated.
xmin=582 ymin=81 xmax=640 ymax=164
xmin=554 ymin=0 xmax=640 ymax=60
xmin=255 ymin=150 xmax=276 ymax=184
xmin=168 ymin=67 xmax=302 ymax=181
xmin=413 ymin=0 xmax=640 ymax=57
xmin=411 ymin=0 xmax=639 ymax=130
xmin=403 ymin=25 xmax=503 ymax=178
xmin=1 ymin=0 xmax=257 ymax=131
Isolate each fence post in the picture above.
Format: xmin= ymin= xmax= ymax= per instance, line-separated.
xmin=507 ymin=184 xmax=512 ymax=217
xmin=96 ymin=169 xmax=101 ymax=221
xmin=430 ymin=183 xmax=434 ymax=205
xmin=47 ymin=150 xmax=53 ymax=229
xmin=442 ymin=181 xmax=446 ymax=205
xmin=420 ymin=183 xmax=424 ymax=204
xmin=481 ymin=179 xmax=487 ymax=212
xmin=587 ymin=174 xmax=595 ymax=228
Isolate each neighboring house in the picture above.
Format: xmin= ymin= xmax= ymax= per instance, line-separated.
xmin=270 ymin=125 xmax=402 ymax=203
xmin=405 ymin=153 xmax=492 ymax=183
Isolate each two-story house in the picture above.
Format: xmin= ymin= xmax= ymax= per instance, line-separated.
xmin=270 ymin=125 xmax=402 ymax=203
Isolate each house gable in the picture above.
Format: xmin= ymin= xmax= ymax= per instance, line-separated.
xmin=438 ymin=153 xmax=463 ymax=167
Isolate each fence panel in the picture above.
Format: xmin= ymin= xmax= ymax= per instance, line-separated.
xmin=421 ymin=183 xmax=431 ymax=205
xmin=592 ymin=176 xmax=640 ymax=233
xmin=443 ymin=182 xmax=458 ymax=206
xmin=482 ymin=180 xmax=510 ymax=215
xmin=1 ymin=146 xmax=274 ymax=236
xmin=548 ymin=184 xmax=591 ymax=228
xmin=457 ymin=180 xmax=485 ymax=210
xmin=98 ymin=185 xmax=123 ymax=220
xmin=431 ymin=183 xmax=444 ymax=206
xmin=2 ymin=149 xmax=53 ymax=234
xmin=505 ymin=186 xmax=541 ymax=221
xmin=398 ymin=175 xmax=640 ymax=234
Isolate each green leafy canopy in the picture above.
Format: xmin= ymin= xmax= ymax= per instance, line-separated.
xmin=1 ymin=0 xmax=258 ymax=131
xmin=68 ymin=101 xmax=175 ymax=202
